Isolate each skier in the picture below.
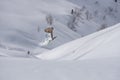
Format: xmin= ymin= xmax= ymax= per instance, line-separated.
xmin=27 ymin=51 xmax=30 ymax=55
xmin=71 ymin=9 xmax=74 ymax=14
xmin=44 ymin=27 xmax=55 ymax=40
xmin=39 ymin=27 xmax=56 ymax=46
xmin=115 ymin=0 xmax=117 ymax=2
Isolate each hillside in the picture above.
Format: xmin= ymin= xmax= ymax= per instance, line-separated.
xmin=0 ymin=0 xmax=120 ymax=50
xmin=0 ymin=0 xmax=120 ymax=80
xmin=0 ymin=0 xmax=80 ymax=50
xmin=37 ymin=23 xmax=120 ymax=60
xmin=66 ymin=0 xmax=120 ymax=36
xmin=1 ymin=23 xmax=120 ymax=80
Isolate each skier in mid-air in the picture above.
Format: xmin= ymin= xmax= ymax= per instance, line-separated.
xmin=39 ymin=27 xmax=56 ymax=46
xmin=44 ymin=27 xmax=56 ymax=40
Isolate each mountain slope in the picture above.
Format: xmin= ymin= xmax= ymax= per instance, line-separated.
xmin=68 ymin=0 xmax=120 ymax=35
xmin=37 ymin=23 xmax=120 ymax=60
xmin=0 ymin=0 xmax=81 ymax=50
xmin=1 ymin=0 xmax=120 ymax=51
xmin=0 ymin=57 xmax=120 ymax=80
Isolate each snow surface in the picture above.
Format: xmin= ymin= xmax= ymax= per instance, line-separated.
xmin=0 ymin=0 xmax=120 ymax=50
xmin=37 ymin=23 xmax=120 ymax=60
xmin=0 ymin=57 xmax=120 ymax=80
xmin=0 ymin=0 xmax=80 ymax=50
xmin=0 ymin=0 xmax=120 ymax=80
xmin=68 ymin=0 xmax=120 ymax=35
xmin=1 ymin=23 xmax=120 ymax=80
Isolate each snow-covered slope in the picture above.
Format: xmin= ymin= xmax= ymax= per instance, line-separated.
xmin=1 ymin=23 xmax=120 ymax=80
xmin=0 ymin=1 xmax=120 ymax=80
xmin=0 ymin=0 xmax=80 ymax=50
xmin=0 ymin=57 xmax=120 ymax=80
xmin=37 ymin=23 xmax=120 ymax=60
xmin=1 ymin=0 xmax=120 ymax=51
xmin=68 ymin=0 xmax=120 ymax=35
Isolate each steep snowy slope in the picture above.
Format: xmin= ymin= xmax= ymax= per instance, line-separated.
xmin=37 ymin=23 xmax=120 ymax=60
xmin=0 ymin=0 xmax=80 ymax=50
xmin=1 ymin=0 xmax=120 ymax=51
xmin=67 ymin=0 xmax=120 ymax=36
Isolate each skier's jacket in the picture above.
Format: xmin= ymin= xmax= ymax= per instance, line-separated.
xmin=44 ymin=27 xmax=54 ymax=33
